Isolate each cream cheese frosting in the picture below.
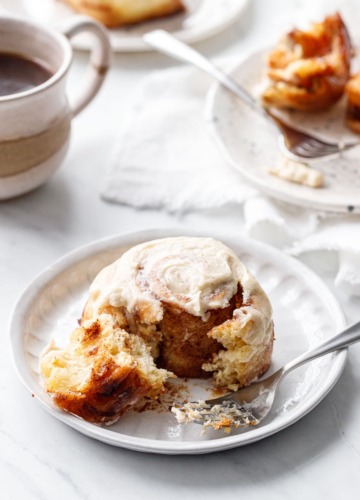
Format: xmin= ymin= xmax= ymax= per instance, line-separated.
xmin=84 ymin=237 xmax=272 ymax=328
xmin=40 ymin=237 xmax=275 ymax=424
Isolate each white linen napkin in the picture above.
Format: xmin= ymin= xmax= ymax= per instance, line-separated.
xmin=103 ymin=67 xmax=256 ymax=211
xmin=102 ymin=65 xmax=360 ymax=297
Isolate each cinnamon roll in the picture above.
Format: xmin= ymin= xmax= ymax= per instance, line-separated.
xmin=40 ymin=314 xmax=172 ymax=423
xmin=262 ymin=13 xmax=352 ymax=112
xmin=41 ymin=237 xmax=274 ymax=424
xmin=62 ymin=0 xmax=185 ymax=28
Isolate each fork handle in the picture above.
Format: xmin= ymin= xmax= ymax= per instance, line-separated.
xmin=143 ymin=30 xmax=271 ymax=122
xmin=283 ymin=320 xmax=360 ymax=375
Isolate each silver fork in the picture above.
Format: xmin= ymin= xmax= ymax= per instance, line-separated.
xmin=143 ymin=30 xmax=358 ymax=162
xmin=172 ymin=320 xmax=360 ymax=430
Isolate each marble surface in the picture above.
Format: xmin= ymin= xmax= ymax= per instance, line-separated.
xmin=2 ymin=0 xmax=360 ymax=498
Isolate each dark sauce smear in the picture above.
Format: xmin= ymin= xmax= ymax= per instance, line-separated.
xmin=0 ymin=53 xmax=53 ymax=97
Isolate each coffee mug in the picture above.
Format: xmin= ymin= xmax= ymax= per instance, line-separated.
xmin=0 ymin=15 xmax=111 ymax=200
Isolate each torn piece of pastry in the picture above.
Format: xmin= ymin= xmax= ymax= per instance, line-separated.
xmin=262 ymin=13 xmax=352 ymax=112
xmin=345 ymin=73 xmax=360 ymax=134
xmin=40 ymin=314 xmax=172 ymax=424
xmin=40 ymin=237 xmax=274 ymax=424
xmin=268 ymin=156 xmax=324 ymax=188
xmin=62 ymin=0 xmax=185 ymax=28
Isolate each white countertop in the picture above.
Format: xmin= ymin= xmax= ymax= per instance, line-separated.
xmin=2 ymin=1 xmax=360 ymax=498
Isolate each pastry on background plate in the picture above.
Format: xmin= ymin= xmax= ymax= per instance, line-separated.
xmin=262 ymin=12 xmax=352 ymax=112
xmin=62 ymin=0 xmax=185 ymax=28
xmin=268 ymin=156 xmax=324 ymax=188
xmin=345 ymin=73 xmax=360 ymax=134
xmin=40 ymin=237 xmax=274 ymax=424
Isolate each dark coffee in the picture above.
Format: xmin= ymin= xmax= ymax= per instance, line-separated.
xmin=0 ymin=53 xmax=53 ymax=97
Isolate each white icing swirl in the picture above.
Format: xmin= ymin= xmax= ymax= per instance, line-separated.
xmin=85 ymin=237 xmax=260 ymax=322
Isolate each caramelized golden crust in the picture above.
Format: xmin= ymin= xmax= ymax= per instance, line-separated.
xmin=263 ymin=13 xmax=352 ymax=112
xmin=62 ymin=0 xmax=185 ymax=28
xmin=345 ymin=74 xmax=360 ymax=107
xmin=52 ymin=363 xmax=151 ymax=423
xmin=40 ymin=315 xmax=171 ymax=423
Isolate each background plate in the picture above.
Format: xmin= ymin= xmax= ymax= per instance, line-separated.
xmin=207 ymin=49 xmax=360 ymax=214
xmin=9 ymin=229 xmax=347 ymax=454
xmin=0 ymin=0 xmax=248 ymax=52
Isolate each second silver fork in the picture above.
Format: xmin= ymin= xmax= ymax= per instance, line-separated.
xmin=143 ymin=30 xmax=358 ymax=162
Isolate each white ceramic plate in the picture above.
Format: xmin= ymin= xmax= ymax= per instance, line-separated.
xmin=207 ymin=49 xmax=360 ymax=214
xmin=9 ymin=229 xmax=347 ymax=454
xmin=0 ymin=0 xmax=248 ymax=52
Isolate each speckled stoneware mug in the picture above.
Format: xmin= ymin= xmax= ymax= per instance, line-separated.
xmin=0 ymin=15 xmax=111 ymax=200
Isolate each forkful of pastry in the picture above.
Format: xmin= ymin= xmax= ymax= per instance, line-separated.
xmin=172 ymin=320 xmax=360 ymax=433
xmin=143 ymin=13 xmax=360 ymax=162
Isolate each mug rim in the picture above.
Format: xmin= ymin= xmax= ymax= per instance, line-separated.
xmin=0 ymin=15 xmax=72 ymax=103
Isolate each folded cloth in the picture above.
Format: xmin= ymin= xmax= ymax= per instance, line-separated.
xmin=102 ymin=64 xmax=360 ymax=297
xmin=244 ymin=198 xmax=360 ymax=296
xmin=103 ymin=66 xmax=256 ymax=211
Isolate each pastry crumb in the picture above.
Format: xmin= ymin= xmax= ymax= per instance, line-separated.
xmin=171 ymin=400 xmax=259 ymax=433
xmin=268 ymin=156 xmax=324 ymax=188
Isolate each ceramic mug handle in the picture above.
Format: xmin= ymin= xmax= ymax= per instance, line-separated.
xmin=61 ymin=16 xmax=112 ymax=117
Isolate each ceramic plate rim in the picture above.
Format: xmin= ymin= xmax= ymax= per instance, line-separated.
xmin=205 ymin=48 xmax=360 ymax=214
xmin=9 ymin=228 xmax=347 ymax=454
xmin=0 ymin=0 xmax=249 ymax=53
